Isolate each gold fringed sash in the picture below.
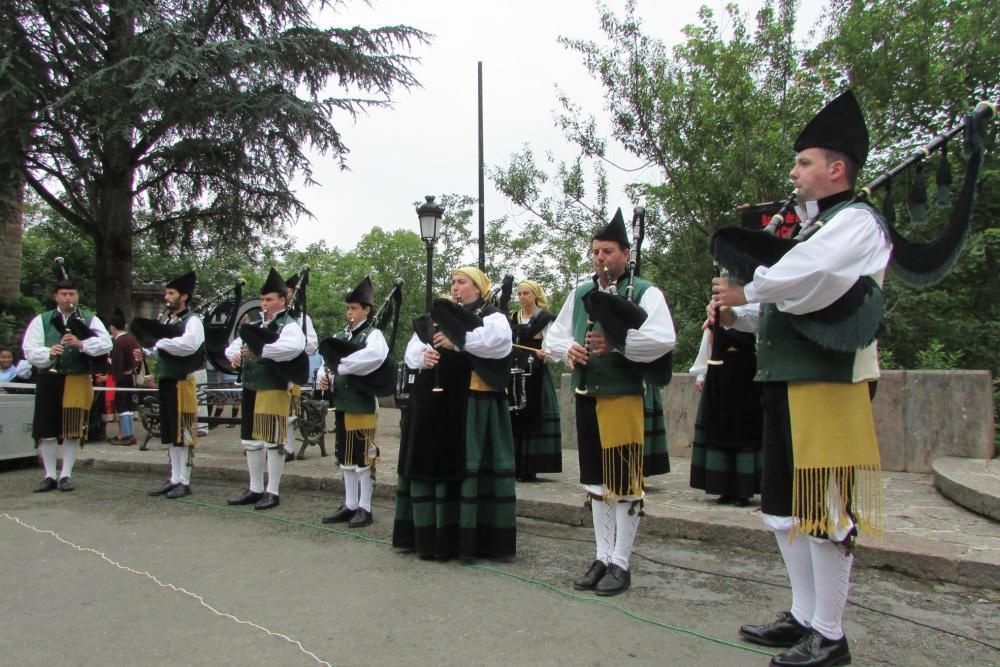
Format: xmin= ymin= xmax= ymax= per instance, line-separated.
xmin=469 ymin=371 xmax=490 ymax=392
xmin=62 ymin=374 xmax=93 ymax=439
xmin=290 ymin=384 xmax=303 ymax=418
xmin=253 ymin=388 xmax=290 ymax=445
xmin=177 ymin=377 xmax=199 ymax=446
xmin=595 ymin=394 xmax=644 ymax=499
xmin=788 ymin=381 xmax=882 ymax=538
xmin=343 ymin=412 xmax=379 ymax=466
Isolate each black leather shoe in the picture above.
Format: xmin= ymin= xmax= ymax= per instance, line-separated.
xmin=348 ymin=508 xmax=373 ymax=528
xmin=58 ymin=476 xmax=74 ymax=492
xmin=770 ymin=631 xmax=851 ymax=666
xmin=284 ymin=451 xmax=295 ymax=462
xmin=148 ymin=481 xmax=177 ymax=496
xmin=165 ymin=483 xmax=191 ymax=499
xmin=572 ymin=560 xmax=609 ymax=590
xmin=34 ymin=477 xmax=58 ymax=493
xmin=254 ymin=492 xmax=280 ymax=510
xmin=740 ymin=611 xmax=810 ymax=648
xmin=321 ymin=505 xmax=356 ymax=524
xmin=227 ymin=490 xmax=264 ymax=506
xmin=594 ymin=563 xmax=631 ymax=596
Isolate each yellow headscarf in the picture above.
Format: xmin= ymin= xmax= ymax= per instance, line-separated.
xmin=454 ymin=266 xmax=492 ymax=298
xmin=517 ymin=280 xmax=549 ymax=309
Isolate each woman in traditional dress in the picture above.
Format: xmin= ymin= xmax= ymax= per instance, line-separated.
xmin=508 ymin=280 xmax=561 ymax=481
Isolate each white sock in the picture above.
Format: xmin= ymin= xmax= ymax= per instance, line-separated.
xmin=358 ymin=467 xmax=373 ymax=511
xmin=246 ymin=448 xmax=266 ymax=493
xmin=59 ymin=439 xmax=80 ymax=478
xmin=285 ymin=416 xmax=297 ymax=455
xmin=168 ymin=447 xmax=181 ymax=484
xmin=38 ymin=439 xmax=58 ymax=479
xmin=774 ymin=529 xmax=816 ymax=628
xmin=809 ymin=539 xmax=853 ymax=640
xmin=265 ymin=448 xmax=284 ymax=496
xmin=591 ymin=498 xmax=615 ymax=564
xmin=343 ymin=468 xmax=360 ymax=510
xmin=176 ymin=447 xmax=191 ymax=485
xmin=610 ymin=501 xmax=640 ymax=571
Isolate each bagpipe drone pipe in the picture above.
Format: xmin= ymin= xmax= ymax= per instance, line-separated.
xmin=710 ymin=100 xmax=997 ymax=352
xmin=131 ymin=308 xmax=205 ymax=377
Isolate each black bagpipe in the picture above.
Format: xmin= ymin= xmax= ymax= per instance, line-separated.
xmin=576 ymin=207 xmax=673 ymax=392
xmin=509 ymin=304 xmax=555 ymax=413
xmin=317 ymin=279 xmax=404 ymax=397
xmin=131 ymin=302 xmax=207 ymax=377
xmin=710 ymin=99 xmax=997 ymax=352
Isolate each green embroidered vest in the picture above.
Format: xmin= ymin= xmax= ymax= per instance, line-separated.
xmin=42 ymin=309 xmax=95 ymax=375
xmin=570 ymin=277 xmax=652 ymax=396
xmin=156 ymin=310 xmax=206 ymax=380
xmin=242 ymin=312 xmax=296 ymax=391
xmin=332 ymin=324 xmax=378 ymax=414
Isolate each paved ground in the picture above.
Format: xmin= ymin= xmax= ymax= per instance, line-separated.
xmin=2 ymin=467 xmax=998 ymax=667
xmin=66 ymin=407 xmax=1000 ymax=589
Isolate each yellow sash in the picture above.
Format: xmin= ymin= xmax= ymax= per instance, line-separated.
xmin=62 ymin=374 xmax=93 ymax=439
xmin=343 ymin=412 xmax=379 ymax=467
xmin=253 ymin=388 xmax=290 ymax=445
xmin=788 ymin=382 xmax=882 ymax=538
xmin=595 ymin=394 xmax=644 ymax=498
xmin=177 ymin=377 xmax=198 ymax=446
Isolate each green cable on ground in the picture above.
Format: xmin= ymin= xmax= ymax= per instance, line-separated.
xmin=78 ymin=471 xmax=775 ymax=657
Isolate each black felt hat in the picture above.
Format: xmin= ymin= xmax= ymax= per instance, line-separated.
xmin=794 ymin=89 xmax=870 ymax=167
xmin=260 ymin=267 xmax=287 ymax=296
xmin=166 ymin=271 xmax=197 ymax=298
xmin=592 ymin=208 xmax=630 ymax=248
xmin=53 ymin=258 xmax=76 ymax=290
xmin=110 ymin=307 xmax=127 ymax=330
xmin=285 ymin=273 xmax=299 ymax=291
xmin=345 ymin=276 xmax=374 ymax=306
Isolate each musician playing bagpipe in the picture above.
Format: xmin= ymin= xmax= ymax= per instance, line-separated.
xmin=393 ymin=266 xmax=516 ymax=561
xmin=316 ymin=276 xmax=389 ymax=529
xmin=22 ymin=259 xmax=112 ymax=493
xmin=133 ymin=270 xmax=206 ymax=499
xmin=282 ymin=271 xmax=318 ymax=461
xmin=225 ymin=268 xmax=308 ymax=511
xmin=543 ymin=209 xmax=676 ymax=597
xmin=508 ymin=280 xmax=561 ymax=481
xmin=710 ymin=90 xmax=888 ymax=667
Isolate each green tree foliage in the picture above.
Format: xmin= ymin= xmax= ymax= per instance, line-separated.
xmin=3 ymin=0 xmax=427 ymax=318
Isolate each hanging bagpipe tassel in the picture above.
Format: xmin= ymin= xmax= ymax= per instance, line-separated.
xmin=881 ymin=179 xmax=895 ymax=226
xmin=907 ymin=161 xmax=928 ymax=226
xmin=934 ymin=142 xmax=952 ymax=209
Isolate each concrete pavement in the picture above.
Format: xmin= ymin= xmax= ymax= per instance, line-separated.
xmin=71 ymin=406 xmax=1000 ymax=590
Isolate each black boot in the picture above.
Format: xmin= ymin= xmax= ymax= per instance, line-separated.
xmin=770 ymin=630 xmax=851 ymax=666
xmin=740 ymin=611 xmax=810 ymax=647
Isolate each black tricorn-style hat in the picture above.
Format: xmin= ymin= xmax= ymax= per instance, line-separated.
xmin=166 ymin=271 xmax=197 ymax=298
xmin=345 ymin=276 xmax=374 ymax=306
xmin=53 ymin=257 xmax=76 ymax=290
xmin=592 ymin=208 xmax=630 ymax=248
xmin=794 ymin=89 xmax=870 ymax=167
xmin=110 ymin=307 xmax=127 ymax=330
xmin=260 ymin=267 xmax=287 ymax=296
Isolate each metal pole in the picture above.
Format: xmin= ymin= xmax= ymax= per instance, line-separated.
xmin=477 ymin=61 xmax=486 ymax=271
xmin=425 ymin=241 xmax=434 ymax=312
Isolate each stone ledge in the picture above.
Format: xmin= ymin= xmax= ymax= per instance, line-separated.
xmin=933 ymin=457 xmax=1000 ymax=522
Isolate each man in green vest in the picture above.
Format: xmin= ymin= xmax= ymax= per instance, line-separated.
xmin=712 ymin=90 xmax=889 ymax=667
xmin=226 ymin=268 xmax=306 ymax=511
xmin=544 ymin=210 xmax=676 ymax=596
xmin=317 ymin=276 xmax=388 ymax=528
xmin=22 ymin=260 xmax=112 ymax=492
xmin=140 ymin=271 xmax=206 ymax=499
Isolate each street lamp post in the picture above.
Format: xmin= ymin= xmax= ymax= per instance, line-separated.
xmin=416 ymin=195 xmax=445 ymax=311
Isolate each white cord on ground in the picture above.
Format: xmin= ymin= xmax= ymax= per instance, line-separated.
xmin=1 ymin=512 xmax=333 ymax=667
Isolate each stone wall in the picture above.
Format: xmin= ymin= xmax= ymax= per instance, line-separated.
xmin=559 ymin=369 xmax=995 ymax=473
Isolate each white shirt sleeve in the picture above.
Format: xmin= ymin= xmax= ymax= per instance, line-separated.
xmin=15 ymin=359 xmax=33 ymax=379
xmin=155 ymin=316 xmax=205 ymax=356
xmin=262 ymin=320 xmax=305 ymax=362
xmin=689 ymin=329 xmax=710 ymax=382
xmin=462 ymin=311 xmax=512 ymax=359
xmin=82 ymin=317 xmax=113 ymax=357
xmin=729 ymin=303 xmax=761 ymax=334
xmin=338 ymin=328 xmax=389 ymax=376
xmin=542 ymin=293 xmax=576 ymax=363
xmin=300 ymin=314 xmax=319 ymax=355
xmin=742 ymin=206 xmax=891 ymax=314
xmin=22 ymin=315 xmax=53 ymax=368
xmin=623 ymin=286 xmax=676 ymax=363
xmin=224 ymin=335 xmax=243 ymax=360
xmin=404 ymin=332 xmax=430 ymax=369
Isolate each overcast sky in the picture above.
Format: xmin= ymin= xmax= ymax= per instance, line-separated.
xmin=292 ymin=0 xmax=826 ymax=252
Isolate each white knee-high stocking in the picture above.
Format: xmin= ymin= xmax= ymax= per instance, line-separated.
xmin=59 ymin=438 xmax=80 ymax=478
xmin=265 ymin=448 xmax=284 ymax=495
xmin=774 ymin=529 xmax=816 ymax=628
xmin=343 ymin=468 xmax=360 ymax=510
xmin=38 ymin=438 xmax=58 ymax=479
xmin=808 ymin=539 xmax=853 ymax=640
xmin=246 ymin=448 xmax=266 ymax=493
xmin=591 ymin=498 xmax=615 ymax=564
xmin=358 ymin=467 xmax=373 ymax=511
xmin=611 ymin=501 xmax=640 ymax=571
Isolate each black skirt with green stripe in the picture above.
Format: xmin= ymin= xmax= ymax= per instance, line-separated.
xmin=510 ymin=366 xmax=562 ymax=477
